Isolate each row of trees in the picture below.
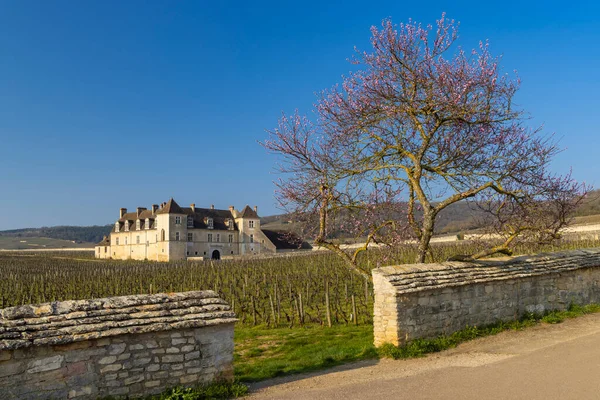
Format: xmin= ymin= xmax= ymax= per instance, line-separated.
xmin=262 ymin=14 xmax=587 ymax=277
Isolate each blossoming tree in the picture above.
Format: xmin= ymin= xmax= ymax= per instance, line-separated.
xmin=263 ymin=14 xmax=586 ymax=272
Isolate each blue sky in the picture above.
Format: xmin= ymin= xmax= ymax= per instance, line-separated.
xmin=0 ymin=1 xmax=598 ymax=230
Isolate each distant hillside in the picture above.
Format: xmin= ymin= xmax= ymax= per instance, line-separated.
xmin=2 ymin=190 xmax=597 ymax=248
xmin=261 ymin=201 xmax=484 ymax=237
xmin=0 ymin=225 xmax=112 ymax=244
xmin=261 ymin=191 xmax=600 ymax=239
xmin=574 ymin=189 xmax=600 ymax=217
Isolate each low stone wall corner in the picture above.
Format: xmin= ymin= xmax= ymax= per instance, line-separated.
xmin=0 ymin=290 xmax=237 ymax=399
xmin=372 ymin=248 xmax=600 ymax=347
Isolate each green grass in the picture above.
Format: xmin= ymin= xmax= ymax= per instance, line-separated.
xmin=234 ymin=324 xmax=376 ymax=382
xmin=231 ymin=304 xmax=600 ymax=383
xmin=144 ymin=382 xmax=248 ymax=399
xmin=378 ymin=303 xmax=600 ymax=360
xmin=101 ymin=382 xmax=248 ymax=400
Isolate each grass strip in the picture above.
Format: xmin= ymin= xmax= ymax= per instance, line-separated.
xmin=135 ymin=381 xmax=248 ymax=399
xmin=234 ymin=324 xmax=376 ymax=382
xmin=378 ymin=303 xmax=600 ymax=359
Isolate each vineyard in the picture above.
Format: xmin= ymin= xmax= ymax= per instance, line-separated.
xmin=1 ymin=238 xmax=600 ymax=328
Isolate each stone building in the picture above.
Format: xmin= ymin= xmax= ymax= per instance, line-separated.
xmin=95 ymin=198 xmax=276 ymax=261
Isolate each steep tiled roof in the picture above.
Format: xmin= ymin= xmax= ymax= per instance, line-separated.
xmin=239 ymin=205 xmax=259 ymax=219
xmin=96 ymin=236 xmax=110 ymax=246
xmin=262 ymin=229 xmax=312 ymax=250
xmin=183 ymin=207 xmax=236 ymax=230
xmin=118 ymin=209 xmax=154 ymax=222
xmin=156 ymin=198 xmax=185 ymax=215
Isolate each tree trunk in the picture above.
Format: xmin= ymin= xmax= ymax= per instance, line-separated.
xmin=416 ymin=212 xmax=435 ymax=263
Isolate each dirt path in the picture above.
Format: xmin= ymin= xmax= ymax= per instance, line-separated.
xmin=248 ymin=313 xmax=600 ymax=399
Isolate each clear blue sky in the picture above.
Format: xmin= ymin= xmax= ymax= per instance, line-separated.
xmin=0 ymin=1 xmax=598 ymax=230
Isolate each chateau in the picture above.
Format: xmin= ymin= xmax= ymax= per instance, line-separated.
xmin=95 ymin=198 xmax=276 ymax=261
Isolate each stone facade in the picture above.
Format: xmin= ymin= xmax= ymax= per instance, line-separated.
xmin=95 ymin=198 xmax=276 ymax=262
xmin=0 ymin=291 xmax=236 ymax=399
xmin=372 ymin=249 xmax=600 ymax=347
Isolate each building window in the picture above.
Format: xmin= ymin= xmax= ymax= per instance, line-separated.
xmin=125 ymin=237 xmax=128 ymax=245
xmin=228 ymin=234 xmax=233 ymax=243
xmin=187 ymin=216 xmax=193 ymax=228
xmin=115 ymin=222 xmax=120 ymax=233
xmin=116 ymin=238 xmax=119 ymax=245
xmin=175 ymin=216 xmax=181 ymax=225
xmin=195 ymin=251 xmax=198 ymax=255
xmin=145 ymin=218 xmax=150 ymax=229
xmin=207 ymin=218 xmax=214 ymax=229
xmin=136 ymin=236 xmax=140 ymax=244
xmin=104 ymin=247 xmax=107 ymax=253
xmin=250 ymin=234 xmax=254 ymax=243
xmin=187 ymin=233 xmax=193 ymax=242
xmin=208 ymin=233 xmax=213 ymax=242
xmin=216 ymin=234 xmax=220 ymax=242
xmin=249 ymin=220 xmax=255 ymax=228
xmin=136 ymin=220 xmax=141 ymax=230
xmin=161 ymin=229 xmax=165 ymax=241
xmin=187 ymin=251 xmax=189 ymax=255
xmin=175 ymin=232 xmax=180 ymax=241
xmin=124 ymin=221 xmax=129 ymax=231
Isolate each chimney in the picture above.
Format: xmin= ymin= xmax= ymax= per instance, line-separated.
xmin=151 ymin=204 xmax=158 ymax=214
xmin=120 ymin=208 xmax=127 ymax=218
xmin=136 ymin=207 xmax=143 ymax=218
xmin=210 ymin=204 xmax=215 ymax=210
xmin=254 ymin=205 xmax=258 ymax=213
xmin=229 ymin=206 xmax=234 ymax=212
xmin=190 ymin=203 xmax=196 ymax=212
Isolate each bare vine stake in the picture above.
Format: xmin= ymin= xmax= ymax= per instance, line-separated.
xmin=344 ymin=283 xmax=348 ymax=301
xmin=299 ymin=292 xmax=304 ymax=325
xmin=325 ymin=279 xmax=332 ymax=328
xmin=275 ymin=280 xmax=281 ymax=324
xmin=293 ymin=295 xmax=300 ymax=326
xmin=252 ymin=296 xmax=257 ymax=326
xmin=269 ymin=293 xmax=276 ymax=328
xmin=351 ymin=294 xmax=357 ymax=326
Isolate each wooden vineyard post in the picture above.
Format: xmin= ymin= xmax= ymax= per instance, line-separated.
xmin=325 ymin=279 xmax=332 ymax=328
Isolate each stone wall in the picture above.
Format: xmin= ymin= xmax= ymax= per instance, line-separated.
xmin=0 ymin=291 xmax=236 ymax=399
xmin=372 ymin=249 xmax=600 ymax=347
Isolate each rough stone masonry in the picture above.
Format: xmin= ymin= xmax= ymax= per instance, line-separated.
xmin=0 ymin=291 xmax=237 ymax=399
xmin=372 ymin=248 xmax=600 ymax=347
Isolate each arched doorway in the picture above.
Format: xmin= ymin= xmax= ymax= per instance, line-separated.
xmin=211 ymin=250 xmax=221 ymax=260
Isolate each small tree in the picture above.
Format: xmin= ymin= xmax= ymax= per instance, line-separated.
xmin=263 ymin=14 xmax=586 ymax=269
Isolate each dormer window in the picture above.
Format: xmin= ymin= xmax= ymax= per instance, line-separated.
xmin=115 ymin=222 xmax=120 ymax=233
xmin=124 ymin=221 xmax=129 ymax=231
xmin=187 ymin=216 xmax=194 ymax=228
xmin=136 ymin=219 xmax=141 ymax=230
xmin=227 ymin=219 xmax=234 ymax=230
xmin=206 ymin=217 xmax=214 ymax=229
xmin=249 ymin=220 xmax=255 ymax=229
xmin=145 ymin=218 xmax=150 ymax=229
